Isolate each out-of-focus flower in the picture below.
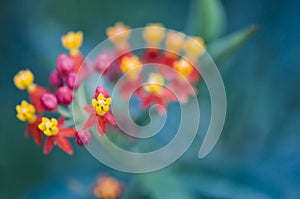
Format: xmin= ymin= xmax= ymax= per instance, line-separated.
xmin=93 ymin=176 xmax=123 ymax=199
xmin=38 ymin=117 xmax=76 ymax=155
xmin=75 ymin=130 xmax=92 ymax=146
xmin=106 ymin=22 xmax=130 ymax=48
xmin=173 ymin=58 xmax=193 ymax=78
xmin=56 ymin=86 xmax=73 ymax=105
xmin=137 ymin=73 xmax=176 ymax=114
xmin=56 ymin=54 xmax=75 ymax=75
xmin=49 ymin=70 xmax=63 ymax=87
xmin=65 ymin=72 xmax=80 ymax=89
xmin=184 ymin=36 xmax=205 ymax=62
xmin=94 ymin=52 xmax=114 ymax=74
xmin=143 ymin=23 xmax=165 ymax=48
xmin=120 ymin=55 xmax=142 ymax=80
xmin=165 ymin=31 xmax=185 ymax=54
xmin=61 ymin=31 xmax=83 ymax=56
xmin=144 ymin=73 xmax=164 ymax=94
xmin=16 ymin=100 xmax=42 ymax=145
xmin=13 ymin=69 xmax=34 ymax=90
xmin=40 ymin=93 xmax=58 ymax=111
xmin=84 ymin=92 xmax=115 ymax=136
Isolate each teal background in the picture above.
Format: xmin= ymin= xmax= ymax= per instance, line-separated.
xmin=1 ymin=0 xmax=300 ymax=198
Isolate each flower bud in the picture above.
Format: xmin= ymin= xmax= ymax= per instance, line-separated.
xmin=40 ymin=93 xmax=58 ymax=111
xmin=56 ymin=54 xmax=74 ymax=75
xmin=94 ymin=52 xmax=113 ymax=74
xmin=49 ymin=70 xmax=63 ymax=87
xmin=66 ymin=72 xmax=80 ymax=89
xmin=56 ymin=86 xmax=73 ymax=105
xmin=75 ymin=130 xmax=92 ymax=146
xmin=94 ymin=86 xmax=110 ymax=99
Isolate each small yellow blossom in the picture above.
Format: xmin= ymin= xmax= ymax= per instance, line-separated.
xmin=144 ymin=73 xmax=164 ymax=94
xmin=38 ymin=117 xmax=59 ymax=136
xmin=106 ymin=22 xmax=130 ymax=45
xmin=173 ymin=58 xmax=193 ymax=77
xmin=92 ymin=93 xmax=112 ymax=116
xmin=13 ymin=69 xmax=34 ymax=90
xmin=165 ymin=31 xmax=185 ymax=53
xmin=143 ymin=23 xmax=165 ymax=48
xmin=120 ymin=55 xmax=142 ymax=80
xmin=16 ymin=100 xmax=36 ymax=123
xmin=184 ymin=36 xmax=205 ymax=60
xmin=61 ymin=31 xmax=83 ymax=55
xmin=93 ymin=176 xmax=122 ymax=199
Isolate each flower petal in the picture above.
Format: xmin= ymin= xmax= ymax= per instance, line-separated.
xmin=83 ymin=114 xmax=96 ymax=130
xmin=84 ymin=105 xmax=95 ymax=114
xmin=56 ymin=136 xmax=73 ymax=155
xmin=43 ymin=137 xmax=55 ymax=155
xmin=60 ymin=128 xmax=77 ymax=137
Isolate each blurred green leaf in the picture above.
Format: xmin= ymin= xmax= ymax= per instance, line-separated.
xmin=207 ymin=25 xmax=258 ymax=63
xmin=186 ymin=0 xmax=226 ymax=41
xmin=138 ymin=170 xmax=195 ymax=199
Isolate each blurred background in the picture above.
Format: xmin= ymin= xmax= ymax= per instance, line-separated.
xmin=1 ymin=0 xmax=300 ymax=198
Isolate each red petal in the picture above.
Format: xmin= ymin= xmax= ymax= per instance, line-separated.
xmin=84 ymin=105 xmax=95 ymax=114
xmin=58 ymin=117 xmax=65 ymax=126
xmin=97 ymin=116 xmax=107 ymax=136
xmin=27 ymin=119 xmax=43 ymax=146
xmin=56 ymin=136 xmax=73 ymax=155
xmin=140 ymin=95 xmax=153 ymax=109
xmin=83 ymin=114 xmax=96 ymax=130
xmin=28 ymin=85 xmax=49 ymax=114
xmin=59 ymin=128 xmax=77 ymax=137
xmin=44 ymin=137 xmax=55 ymax=155
xmin=106 ymin=112 xmax=116 ymax=126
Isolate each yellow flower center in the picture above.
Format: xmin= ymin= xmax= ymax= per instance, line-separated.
xmin=61 ymin=31 xmax=83 ymax=55
xmin=144 ymin=73 xmax=164 ymax=94
xmin=173 ymin=58 xmax=193 ymax=77
xmin=38 ymin=117 xmax=59 ymax=136
xmin=165 ymin=32 xmax=185 ymax=53
xmin=92 ymin=93 xmax=112 ymax=116
xmin=184 ymin=36 xmax=205 ymax=60
xmin=16 ymin=100 xmax=36 ymax=123
xmin=120 ymin=56 xmax=142 ymax=80
xmin=143 ymin=23 xmax=165 ymax=48
xmin=13 ymin=69 xmax=34 ymax=90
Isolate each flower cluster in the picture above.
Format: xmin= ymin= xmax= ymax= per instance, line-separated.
xmin=14 ymin=22 xmax=205 ymax=155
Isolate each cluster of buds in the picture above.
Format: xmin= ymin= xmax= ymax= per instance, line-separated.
xmin=14 ymin=22 xmax=205 ymax=155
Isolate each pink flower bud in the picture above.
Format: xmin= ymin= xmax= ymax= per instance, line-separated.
xmin=40 ymin=93 xmax=58 ymax=111
xmin=56 ymin=86 xmax=73 ymax=105
xmin=94 ymin=86 xmax=110 ymax=99
xmin=56 ymin=54 xmax=74 ymax=75
xmin=94 ymin=52 xmax=113 ymax=74
xmin=75 ymin=130 xmax=92 ymax=146
xmin=49 ymin=70 xmax=63 ymax=87
xmin=66 ymin=72 xmax=80 ymax=89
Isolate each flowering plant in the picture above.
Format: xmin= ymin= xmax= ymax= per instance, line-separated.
xmin=14 ymin=15 xmax=255 ymax=199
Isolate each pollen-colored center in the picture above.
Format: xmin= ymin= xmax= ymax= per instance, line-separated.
xmin=92 ymin=93 xmax=112 ymax=116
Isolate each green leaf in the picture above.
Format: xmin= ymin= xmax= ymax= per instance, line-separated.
xmin=186 ymin=0 xmax=226 ymax=41
xmin=207 ymin=25 xmax=258 ymax=63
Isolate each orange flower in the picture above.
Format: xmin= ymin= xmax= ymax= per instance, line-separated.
xmin=93 ymin=176 xmax=123 ymax=199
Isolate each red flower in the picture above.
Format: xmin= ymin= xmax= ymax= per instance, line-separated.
xmin=83 ymin=105 xmax=116 ymax=136
xmin=38 ymin=117 xmax=76 ymax=155
xmin=83 ymin=91 xmax=116 ymax=136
